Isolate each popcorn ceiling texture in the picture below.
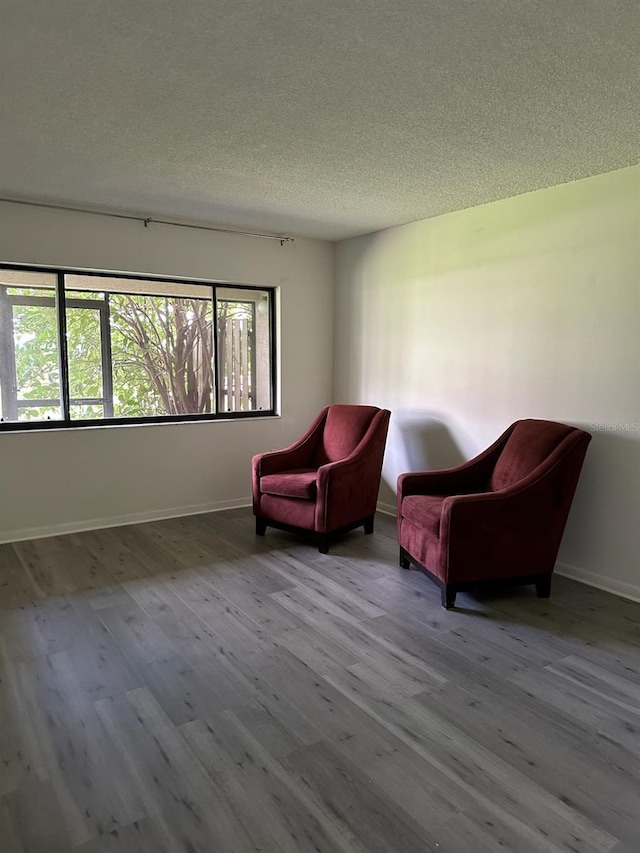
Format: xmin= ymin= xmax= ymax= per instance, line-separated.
xmin=1 ymin=0 xmax=638 ymax=241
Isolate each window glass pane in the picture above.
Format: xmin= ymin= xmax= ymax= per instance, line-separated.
xmin=217 ymin=288 xmax=272 ymax=413
xmin=14 ymin=304 xmax=60 ymax=399
xmin=70 ymin=404 xmax=105 ymax=419
xmin=0 ymin=275 xmax=63 ymax=424
xmin=67 ymin=275 xmax=215 ymax=419
xmin=7 ymin=287 xmax=50 ymax=298
xmin=66 ymin=307 xmax=103 ymax=402
xmin=16 ymin=403 xmax=63 ymax=421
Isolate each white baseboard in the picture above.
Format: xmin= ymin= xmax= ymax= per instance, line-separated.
xmin=0 ymin=498 xmax=252 ymax=545
xmin=555 ymin=561 xmax=640 ymax=603
xmin=377 ymin=501 xmax=396 ymax=516
xmin=3 ymin=499 xmax=396 ymax=544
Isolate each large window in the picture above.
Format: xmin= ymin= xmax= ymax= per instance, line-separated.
xmin=0 ymin=266 xmax=275 ymax=428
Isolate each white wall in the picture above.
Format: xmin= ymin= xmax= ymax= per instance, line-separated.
xmin=0 ymin=202 xmax=334 ymax=541
xmin=335 ymin=164 xmax=640 ymax=600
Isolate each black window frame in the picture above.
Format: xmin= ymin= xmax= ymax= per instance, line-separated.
xmin=0 ymin=262 xmax=277 ymax=431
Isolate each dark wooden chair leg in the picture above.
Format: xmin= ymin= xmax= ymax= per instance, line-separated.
xmin=363 ymin=515 xmax=375 ymax=535
xmin=255 ymin=518 xmax=267 ymax=536
xmin=536 ymin=574 xmax=552 ymax=598
xmin=399 ymin=547 xmax=411 ymax=569
xmin=318 ymin=535 xmax=330 ymax=554
xmin=441 ymin=584 xmax=456 ymax=610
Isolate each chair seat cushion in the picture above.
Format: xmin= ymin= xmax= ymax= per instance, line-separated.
xmin=260 ymin=469 xmax=318 ymax=500
xmin=401 ymin=495 xmax=444 ymax=537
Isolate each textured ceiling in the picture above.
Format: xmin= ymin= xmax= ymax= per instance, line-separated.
xmin=1 ymin=1 xmax=639 ymax=241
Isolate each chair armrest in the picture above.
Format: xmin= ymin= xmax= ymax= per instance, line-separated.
xmin=316 ymin=449 xmax=369 ymax=488
xmin=438 ymin=483 xmax=556 ymax=582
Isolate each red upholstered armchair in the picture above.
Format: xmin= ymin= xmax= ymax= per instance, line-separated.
xmin=397 ymin=419 xmax=591 ymax=609
xmin=252 ymin=405 xmax=391 ymax=553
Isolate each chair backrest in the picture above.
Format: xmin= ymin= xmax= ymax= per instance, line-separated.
xmin=315 ymin=404 xmax=382 ymax=464
xmin=490 ymin=419 xmax=579 ymax=491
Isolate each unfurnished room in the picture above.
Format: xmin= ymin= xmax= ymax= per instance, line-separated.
xmin=0 ymin=2 xmax=639 ymax=851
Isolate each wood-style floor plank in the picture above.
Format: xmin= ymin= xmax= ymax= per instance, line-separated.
xmin=279 ymin=739 xmax=437 ymax=853
xmin=1 ymin=779 xmax=73 ymax=852
xmin=181 ymin=712 xmax=351 ymax=853
xmin=0 ymin=508 xmax=638 ymax=851
xmin=95 ymin=687 xmax=257 ymax=853
xmin=15 ymin=651 xmax=145 ymax=843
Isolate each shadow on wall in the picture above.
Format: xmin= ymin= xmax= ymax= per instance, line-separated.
xmin=381 ymin=410 xmax=468 ymax=505
xmin=399 ymin=412 xmax=466 ymax=470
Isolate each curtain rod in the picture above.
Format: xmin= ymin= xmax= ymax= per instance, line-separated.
xmin=0 ymin=196 xmax=295 ymax=245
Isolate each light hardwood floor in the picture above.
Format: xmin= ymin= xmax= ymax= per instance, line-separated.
xmin=1 ymin=508 xmax=639 ymax=852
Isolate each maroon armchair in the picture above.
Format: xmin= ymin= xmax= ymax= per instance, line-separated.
xmin=397 ymin=419 xmax=591 ymax=609
xmin=252 ymin=404 xmax=391 ymax=553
